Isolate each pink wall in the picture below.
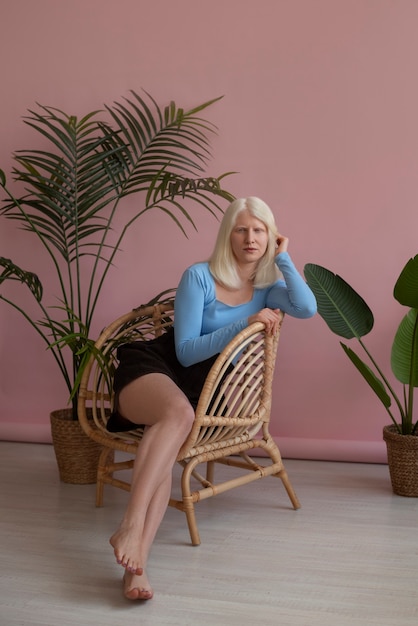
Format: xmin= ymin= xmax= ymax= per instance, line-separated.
xmin=1 ymin=0 xmax=418 ymax=462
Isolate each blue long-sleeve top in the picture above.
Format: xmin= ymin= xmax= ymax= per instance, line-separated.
xmin=174 ymin=251 xmax=317 ymax=367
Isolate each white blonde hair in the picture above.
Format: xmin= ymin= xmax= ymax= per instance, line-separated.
xmin=209 ymin=197 xmax=280 ymax=289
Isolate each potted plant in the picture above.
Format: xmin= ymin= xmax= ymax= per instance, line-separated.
xmin=0 ymin=90 xmax=234 ymax=483
xmin=304 ymin=257 xmax=418 ymax=496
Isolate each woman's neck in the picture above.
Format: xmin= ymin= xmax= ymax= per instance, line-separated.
xmin=236 ymin=263 xmax=256 ymax=285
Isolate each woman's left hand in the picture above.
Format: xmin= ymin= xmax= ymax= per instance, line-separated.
xmin=248 ymin=308 xmax=282 ymax=335
xmin=275 ymin=233 xmax=289 ymax=255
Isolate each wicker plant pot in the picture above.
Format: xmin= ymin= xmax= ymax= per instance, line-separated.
xmin=383 ymin=424 xmax=418 ymax=497
xmin=50 ymin=408 xmax=103 ymax=484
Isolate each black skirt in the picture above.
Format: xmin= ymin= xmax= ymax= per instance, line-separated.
xmin=106 ymin=328 xmax=220 ymax=432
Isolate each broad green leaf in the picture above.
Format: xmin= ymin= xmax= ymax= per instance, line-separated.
xmin=341 ymin=343 xmax=392 ymax=407
xmin=391 ymin=308 xmax=418 ymax=386
xmin=304 ymin=264 xmax=374 ymax=339
xmin=393 ymin=255 xmax=418 ymax=308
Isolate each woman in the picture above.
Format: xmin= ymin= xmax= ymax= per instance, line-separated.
xmin=109 ymin=197 xmax=316 ymax=600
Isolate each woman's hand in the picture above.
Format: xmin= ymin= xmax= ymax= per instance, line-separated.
xmin=275 ymin=233 xmax=289 ymax=255
xmin=248 ymin=308 xmax=282 ymax=335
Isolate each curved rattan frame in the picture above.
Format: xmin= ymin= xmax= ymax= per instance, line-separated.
xmin=78 ymin=300 xmax=300 ymax=545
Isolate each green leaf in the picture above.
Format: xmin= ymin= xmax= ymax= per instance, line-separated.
xmin=341 ymin=343 xmax=392 ymax=407
xmin=304 ymin=263 xmax=374 ymax=339
xmin=184 ymin=95 xmax=224 ymax=117
xmin=393 ymin=255 xmax=418 ymax=308
xmin=391 ymin=308 xmax=418 ymax=386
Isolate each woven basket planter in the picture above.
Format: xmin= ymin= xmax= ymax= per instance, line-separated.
xmin=383 ymin=424 xmax=418 ymax=497
xmin=50 ymin=408 xmax=103 ymax=484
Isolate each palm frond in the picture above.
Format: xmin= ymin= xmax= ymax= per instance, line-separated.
xmin=0 ymin=91 xmax=234 ymax=417
xmin=0 ymin=257 xmax=43 ymax=301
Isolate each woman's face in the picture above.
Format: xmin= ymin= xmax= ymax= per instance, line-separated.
xmin=230 ymin=209 xmax=269 ymax=267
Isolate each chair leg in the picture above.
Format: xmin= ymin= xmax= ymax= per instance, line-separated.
xmin=264 ymin=435 xmax=301 ymax=510
xmin=277 ymin=468 xmax=301 ymax=510
xmin=183 ymin=495 xmax=201 ymax=546
xmin=180 ymin=459 xmax=202 ymax=546
xmin=206 ymin=460 xmax=215 ymax=484
xmin=95 ymin=447 xmax=114 ymax=507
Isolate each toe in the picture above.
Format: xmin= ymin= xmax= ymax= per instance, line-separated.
xmin=123 ymin=574 xmax=153 ymax=601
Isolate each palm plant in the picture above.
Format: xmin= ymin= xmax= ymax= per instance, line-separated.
xmin=0 ymin=90 xmax=234 ymax=419
xmin=304 ymin=257 xmax=418 ymax=435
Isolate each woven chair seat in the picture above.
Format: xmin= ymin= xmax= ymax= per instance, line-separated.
xmin=77 ymin=299 xmax=300 ymax=545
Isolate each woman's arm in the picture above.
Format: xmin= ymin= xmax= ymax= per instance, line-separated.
xmin=266 ymin=252 xmax=317 ymax=318
xmin=174 ymin=266 xmax=247 ymax=367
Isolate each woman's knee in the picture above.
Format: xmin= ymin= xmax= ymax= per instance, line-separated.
xmin=118 ymin=375 xmax=195 ymax=431
xmin=167 ymin=396 xmax=195 ymax=433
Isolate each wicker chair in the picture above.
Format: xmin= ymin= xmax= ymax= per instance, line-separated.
xmin=77 ymin=299 xmax=300 ymax=545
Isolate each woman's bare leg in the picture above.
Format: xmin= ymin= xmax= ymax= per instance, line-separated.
xmin=121 ymin=473 xmax=171 ymax=600
xmin=109 ymin=373 xmax=194 ymax=599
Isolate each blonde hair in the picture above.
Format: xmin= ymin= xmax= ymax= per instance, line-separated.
xmin=209 ymin=197 xmax=280 ymax=289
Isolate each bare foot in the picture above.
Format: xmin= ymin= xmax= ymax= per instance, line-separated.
xmin=110 ymin=526 xmax=143 ymax=575
xmin=123 ymin=571 xmax=154 ymax=601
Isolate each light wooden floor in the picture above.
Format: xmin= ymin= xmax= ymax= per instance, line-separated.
xmin=1 ymin=442 xmax=418 ymax=626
